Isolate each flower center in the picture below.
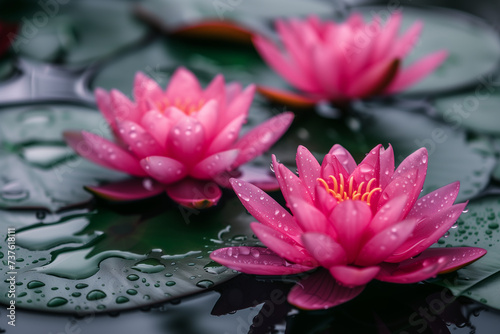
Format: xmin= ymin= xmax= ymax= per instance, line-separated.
xmin=317 ymin=174 xmax=382 ymax=206
xmin=156 ymin=97 xmax=206 ymax=115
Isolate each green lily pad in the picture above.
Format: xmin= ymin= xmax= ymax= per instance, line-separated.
xmin=358 ymin=6 xmax=500 ymax=96
xmin=15 ymin=0 xmax=148 ymax=65
xmin=0 ymin=198 xmax=257 ymax=313
xmin=433 ymin=87 xmax=500 ymax=136
xmin=432 ymin=195 xmax=500 ymax=310
xmin=0 ymin=105 xmax=125 ymax=211
xmin=353 ymin=101 xmax=496 ymax=202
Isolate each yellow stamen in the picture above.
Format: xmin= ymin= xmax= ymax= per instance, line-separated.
xmin=316 ymin=174 xmax=382 ymax=206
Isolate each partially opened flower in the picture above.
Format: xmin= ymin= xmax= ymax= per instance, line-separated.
xmin=64 ymin=68 xmax=294 ymax=208
xmin=254 ymin=12 xmax=448 ymax=108
xmin=210 ymin=144 xmax=486 ymax=309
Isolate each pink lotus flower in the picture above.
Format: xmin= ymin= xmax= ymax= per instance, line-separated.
xmin=64 ymin=68 xmax=294 ymax=208
xmin=253 ymin=12 xmax=448 ymax=107
xmin=210 ymin=144 xmax=486 ymax=309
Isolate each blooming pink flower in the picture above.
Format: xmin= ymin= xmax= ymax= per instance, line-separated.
xmin=210 ymin=144 xmax=486 ymax=309
xmin=253 ymin=12 xmax=448 ymax=107
xmin=64 ymin=68 xmax=294 ymax=208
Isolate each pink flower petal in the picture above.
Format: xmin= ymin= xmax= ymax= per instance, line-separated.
xmin=63 ymin=131 xmax=115 ymax=170
xmin=209 ymin=247 xmax=312 ymax=275
xmin=296 ymin=145 xmax=321 ymax=199
xmin=355 ymin=218 xmax=417 ymax=266
xmin=373 ymin=12 xmax=402 ymax=63
xmin=251 ymin=223 xmax=317 ymax=266
xmin=140 ymin=110 xmax=172 ymax=149
xmin=277 ymin=163 xmax=312 ymax=205
xmin=166 ymin=178 xmax=222 ymax=209
xmin=168 ymin=117 xmax=206 ymax=167
xmin=407 ymin=181 xmax=460 ymax=221
xmin=393 ymin=21 xmax=423 ymax=59
xmin=288 ymin=269 xmax=365 ymax=310
xmin=289 ymin=196 xmax=333 ymax=235
xmin=314 ymin=183 xmax=338 ymax=215
xmin=350 ymin=144 xmax=382 ymax=185
xmin=329 ymin=265 xmax=380 ymax=286
xmin=367 ymin=195 xmax=409 ymax=235
xmin=328 ymin=144 xmax=357 ymax=174
xmin=226 ymin=81 xmax=242 ymax=102
xmin=377 ymin=256 xmax=447 ymax=284
xmin=347 ymin=58 xmax=400 ymax=98
xmin=95 ymin=88 xmax=116 ymax=131
xmin=190 ymin=149 xmax=239 ymax=180
xmin=193 ymin=99 xmax=219 ymax=141
xmin=229 ymin=178 xmax=302 ymax=240
xmin=116 ymin=120 xmax=165 ymax=159
xmin=81 ymin=131 xmax=146 ymax=176
xmin=140 ymin=156 xmax=187 ymax=184
xmin=386 ymin=203 xmax=467 ymax=262
xmin=301 ymin=232 xmax=347 ymax=267
xmin=202 ymin=74 xmax=226 ymax=105
xmin=379 ymin=144 xmax=394 ymax=188
xmin=330 ymin=200 xmax=372 ymax=263
xmin=386 ymin=50 xmax=448 ymax=93
xmin=85 ymin=178 xmax=165 ymax=201
xmin=232 ymin=112 xmax=294 ymax=168
xmin=320 ymin=153 xmax=350 ymax=181
xmin=414 ymin=247 xmax=487 ymax=274
xmin=133 ymin=72 xmax=163 ymax=114
xmin=222 ymin=84 xmax=255 ymax=125
xmin=206 ymin=115 xmax=245 ymax=156
xmin=165 ymin=67 xmax=202 ymax=100
xmin=110 ymin=89 xmax=140 ymax=123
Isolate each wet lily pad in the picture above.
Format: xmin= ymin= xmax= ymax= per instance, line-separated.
xmin=0 ymin=198 xmax=257 ymax=313
xmin=15 ymin=0 xmax=148 ymax=65
xmin=0 ymin=105 xmax=125 ymax=211
xmin=358 ymin=6 xmax=500 ymax=96
xmin=432 ymin=195 xmax=500 ymax=310
xmin=353 ymin=100 xmax=496 ymax=202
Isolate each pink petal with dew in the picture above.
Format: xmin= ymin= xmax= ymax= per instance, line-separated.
xmin=350 ymin=144 xmax=382 ymax=185
xmin=329 ymin=265 xmax=380 ymax=286
xmin=377 ymin=256 xmax=447 ymax=284
xmin=386 ymin=202 xmax=467 ymax=263
xmin=330 ymin=200 xmax=372 ymax=263
xmin=163 ymin=106 xmax=186 ymax=125
xmin=85 ymin=178 xmax=165 ymax=202
xmin=251 ymin=223 xmax=317 ymax=266
xmin=301 ymin=232 xmax=348 ymax=268
xmin=367 ymin=195 xmax=409 ymax=236
xmin=165 ymin=67 xmax=202 ymax=100
xmin=296 ymin=145 xmax=321 ymax=199
xmin=110 ymin=89 xmax=139 ymax=123
xmin=222 ymin=84 xmax=255 ymax=126
xmin=215 ymin=164 xmax=279 ymax=191
xmin=347 ymin=58 xmax=400 ymax=98
xmin=379 ymin=147 xmax=428 ymax=214
xmin=81 ymin=131 xmax=146 ymax=176
xmin=386 ymin=50 xmax=448 ymax=93
xmin=166 ymin=178 xmax=221 ymax=209
xmin=229 ymin=178 xmax=302 ymax=240
xmin=253 ymin=36 xmax=318 ymax=93
xmin=232 ymin=112 xmax=294 ymax=168
xmin=379 ymin=144 xmax=394 ymax=188
xmin=190 ymin=149 xmax=239 ymax=180
xmin=415 ymin=247 xmax=487 ymax=274
xmin=321 ymin=153 xmax=350 ymax=181
xmin=168 ymin=117 xmax=206 ymax=166
xmin=289 ymin=196 xmax=333 ymax=235
xmin=133 ymin=72 xmax=163 ymax=114
xmin=209 ymin=247 xmax=312 ymax=275
xmin=193 ymin=99 xmax=220 ymax=142
xmin=205 ymin=115 xmax=245 ymax=156
xmin=226 ymin=81 xmax=242 ymax=102
xmin=116 ymin=120 xmax=164 ymax=159
xmin=140 ymin=110 xmax=172 ymax=149
xmin=288 ymin=269 xmax=365 ymax=310
xmin=140 ymin=156 xmax=187 ymax=184
xmin=202 ymin=74 xmax=225 ymax=106
xmin=277 ymin=163 xmax=312 ymax=205
xmin=64 ymin=131 xmax=115 ymax=170
xmin=355 ymin=218 xmax=417 ymax=266
xmin=314 ymin=183 xmax=338 ymax=215
xmin=95 ymin=88 xmax=116 ymax=130
xmin=407 ymin=181 xmax=460 ymax=221
xmin=328 ymin=144 xmax=357 ymax=174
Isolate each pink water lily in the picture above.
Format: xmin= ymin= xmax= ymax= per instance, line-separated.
xmin=64 ymin=68 xmax=294 ymax=208
xmin=254 ymin=12 xmax=448 ymax=107
xmin=210 ymin=144 xmax=486 ymax=309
